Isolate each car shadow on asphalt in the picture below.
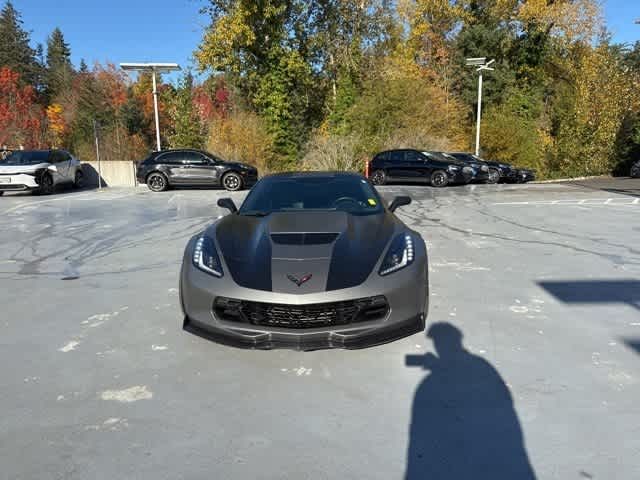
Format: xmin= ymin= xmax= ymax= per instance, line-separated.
xmin=404 ymin=322 xmax=537 ymax=479
xmin=539 ymin=280 xmax=640 ymax=311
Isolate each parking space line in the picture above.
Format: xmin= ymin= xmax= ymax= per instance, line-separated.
xmin=1 ymin=191 xmax=135 ymax=216
xmin=492 ymin=197 xmax=639 ymax=206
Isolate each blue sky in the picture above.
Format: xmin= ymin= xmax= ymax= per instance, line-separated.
xmin=13 ymin=0 xmax=207 ymax=81
xmin=10 ymin=0 xmax=640 ymax=82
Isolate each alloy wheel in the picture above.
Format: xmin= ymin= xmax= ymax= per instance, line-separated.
xmin=223 ymin=173 xmax=242 ymax=191
xmin=147 ymin=173 xmax=167 ymax=192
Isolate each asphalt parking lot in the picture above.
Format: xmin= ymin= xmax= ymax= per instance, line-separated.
xmin=1 ymin=178 xmax=639 ymax=479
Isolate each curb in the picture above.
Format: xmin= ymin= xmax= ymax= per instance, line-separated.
xmin=531 ymin=175 xmax=610 ymax=184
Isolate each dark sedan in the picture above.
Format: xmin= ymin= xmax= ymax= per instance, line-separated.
xmin=136 ymin=149 xmax=258 ymax=192
xmin=437 ymin=152 xmax=493 ymax=183
xmin=368 ymin=149 xmax=475 ymax=187
xmin=449 ymin=152 xmax=517 ymax=184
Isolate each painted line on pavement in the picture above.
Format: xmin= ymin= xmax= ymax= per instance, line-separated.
xmin=493 ymin=198 xmax=639 ymax=206
xmin=1 ymin=191 xmax=136 ymax=216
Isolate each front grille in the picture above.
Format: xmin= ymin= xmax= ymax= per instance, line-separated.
xmin=214 ymin=296 xmax=389 ymax=329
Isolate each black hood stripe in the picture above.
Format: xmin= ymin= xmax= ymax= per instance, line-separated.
xmin=215 ymin=211 xmax=397 ymax=292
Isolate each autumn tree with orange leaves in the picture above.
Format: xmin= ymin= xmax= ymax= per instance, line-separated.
xmin=0 ymin=67 xmax=45 ymax=148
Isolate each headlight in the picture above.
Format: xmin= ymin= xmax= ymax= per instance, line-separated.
xmin=447 ymin=165 xmax=459 ymax=171
xmin=379 ymin=233 xmax=415 ymax=276
xmin=193 ymin=235 xmax=223 ymax=277
xmin=499 ymin=164 xmax=509 ymax=169
xmin=462 ymin=166 xmax=474 ymax=173
xmin=481 ymin=165 xmax=488 ymax=172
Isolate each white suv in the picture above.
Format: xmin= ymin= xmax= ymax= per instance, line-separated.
xmin=0 ymin=150 xmax=83 ymax=195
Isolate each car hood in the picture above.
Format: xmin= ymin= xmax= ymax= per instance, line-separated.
xmin=212 ymin=210 xmax=397 ymax=293
xmin=0 ymin=163 xmax=50 ymax=174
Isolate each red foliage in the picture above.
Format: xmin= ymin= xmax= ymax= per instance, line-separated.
xmin=0 ymin=68 xmax=45 ymax=148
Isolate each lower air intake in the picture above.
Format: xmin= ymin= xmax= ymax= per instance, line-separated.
xmin=214 ymin=296 xmax=389 ymax=329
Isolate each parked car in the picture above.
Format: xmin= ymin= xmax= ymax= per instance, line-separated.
xmin=368 ymin=149 xmax=475 ymax=187
xmin=181 ymin=171 xmax=428 ymax=350
xmin=136 ymin=149 xmax=259 ymax=192
xmin=630 ymin=160 xmax=640 ymax=178
xmin=516 ymin=168 xmax=536 ymax=183
xmin=448 ymin=152 xmax=517 ymax=184
xmin=437 ymin=152 xmax=493 ymax=183
xmin=0 ymin=150 xmax=83 ymax=195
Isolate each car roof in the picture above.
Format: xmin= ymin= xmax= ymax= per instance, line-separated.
xmin=154 ymin=148 xmax=210 ymax=155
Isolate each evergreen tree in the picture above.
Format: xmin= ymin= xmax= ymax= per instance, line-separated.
xmin=45 ymin=27 xmax=73 ymax=98
xmin=0 ymin=1 xmax=37 ymax=84
xmin=79 ymin=58 xmax=88 ymax=73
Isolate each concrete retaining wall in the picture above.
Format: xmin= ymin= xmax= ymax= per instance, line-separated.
xmin=82 ymin=161 xmax=138 ymax=188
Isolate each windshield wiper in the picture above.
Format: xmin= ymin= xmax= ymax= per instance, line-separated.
xmin=240 ymin=210 xmax=270 ymax=217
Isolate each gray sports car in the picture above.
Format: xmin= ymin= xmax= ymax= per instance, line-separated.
xmin=180 ymin=172 xmax=428 ymax=350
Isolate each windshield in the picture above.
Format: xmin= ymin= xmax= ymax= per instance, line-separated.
xmin=239 ymin=175 xmax=384 ymax=216
xmin=423 ymin=151 xmax=464 ymax=165
xmin=3 ymin=151 xmax=50 ymax=165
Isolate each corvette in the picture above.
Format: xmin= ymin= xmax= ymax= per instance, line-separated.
xmin=180 ymin=171 xmax=429 ymax=350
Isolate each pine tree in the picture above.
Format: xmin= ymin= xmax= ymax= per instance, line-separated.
xmin=79 ymin=58 xmax=88 ymax=73
xmin=0 ymin=1 xmax=37 ymax=84
xmin=45 ymin=27 xmax=73 ymax=98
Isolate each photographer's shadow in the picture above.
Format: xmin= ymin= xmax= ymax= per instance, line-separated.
xmin=405 ymin=323 xmax=536 ymax=479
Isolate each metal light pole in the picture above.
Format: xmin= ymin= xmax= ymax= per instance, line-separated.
xmin=466 ymin=58 xmax=495 ymax=156
xmin=93 ymin=119 xmax=102 ymax=189
xmin=120 ymin=63 xmax=181 ymax=152
xmin=151 ymin=70 xmax=162 ymax=152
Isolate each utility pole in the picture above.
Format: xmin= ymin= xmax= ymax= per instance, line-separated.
xmin=151 ymin=70 xmax=162 ymax=152
xmin=93 ymin=119 xmax=102 ymax=189
xmin=466 ymin=58 xmax=495 ymax=156
xmin=120 ymin=63 xmax=181 ymax=152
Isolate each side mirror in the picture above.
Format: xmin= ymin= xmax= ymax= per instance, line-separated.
xmin=388 ymin=196 xmax=411 ymax=212
xmin=217 ymin=197 xmax=238 ymax=214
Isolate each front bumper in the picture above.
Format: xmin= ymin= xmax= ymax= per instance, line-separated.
xmin=240 ymin=171 xmax=258 ymax=187
xmin=0 ymin=173 xmax=38 ymax=191
xmin=180 ymin=243 xmax=428 ymax=351
xmin=517 ymin=170 xmax=536 ymax=183
xmin=472 ymin=170 xmax=490 ymax=182
xmin=447 ymin=170 xmax=474 ymax=184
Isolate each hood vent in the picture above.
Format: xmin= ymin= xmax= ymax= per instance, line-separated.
xmin=270 ymin=232 xmax=339 ymax=245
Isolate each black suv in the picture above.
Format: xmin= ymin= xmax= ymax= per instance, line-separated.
xmin=368 ymin=149 xmax=475 ymax=187
xmin=136 ymin=149 xmax=258 ymax=192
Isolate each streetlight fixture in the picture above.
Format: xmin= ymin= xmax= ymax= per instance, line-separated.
xmin=466 ymin=57 xmax=495 ymax=156
xmin=120 ymin=62 xmax=181 ymax=152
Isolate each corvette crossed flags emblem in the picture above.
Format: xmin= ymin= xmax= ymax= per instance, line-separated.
xmin=287 ymin=273 xmax=313 ymax=287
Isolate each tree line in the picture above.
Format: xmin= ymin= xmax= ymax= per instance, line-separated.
xmin=1 ymin=0 xmax=639 ymax=178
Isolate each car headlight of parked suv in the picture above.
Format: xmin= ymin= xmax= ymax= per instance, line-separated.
xmin=193 ymin=235 xmax=224 ymax=277
xmin=379 ymin=233 xmax=415 ymax=276
xmin=447 ymin=165 xmax=460 ymax=172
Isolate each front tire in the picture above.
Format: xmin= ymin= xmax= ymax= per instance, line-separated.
xmin=147 ymin=172 xmax=168 ymax=192
xmin=430 ymin=170 xmax=449 ymax=188
xmin=222 ymin=172 xmax=243 ymax=191
xmin=0 ymin=191 xmax=4 ymax=196
xmin=37 ymin=173 xmax=55 ymax=195
xmin=487 ymin=168 xmax=500 ymax=184
xmin=370 ymin=170 xmax=387 ymax=186
xmin=74 ymin=170 xmax=84 ymax=189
